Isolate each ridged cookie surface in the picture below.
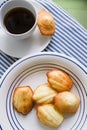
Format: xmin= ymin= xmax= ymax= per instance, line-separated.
xmin=13 ymin=86 xmax=34 ymax=115
xmin=47 ymin=69 xmax=73 ymax=92
xmin=33 ymin=83 xmax=57 ymax=104
xmin=36 ymin=104 xmax=64 ymax=128
xmin=54 ymin=91 xmax=80 ymax=113
xmin=37 ymin=9 xmax=55 ymax=35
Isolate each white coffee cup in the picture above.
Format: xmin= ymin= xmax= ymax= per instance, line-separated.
xmin=0 ymin=0 xmax=37 ymax=39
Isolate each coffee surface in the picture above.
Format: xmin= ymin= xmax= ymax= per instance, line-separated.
xmin=4 ymin=7 xmax=35 ymax=34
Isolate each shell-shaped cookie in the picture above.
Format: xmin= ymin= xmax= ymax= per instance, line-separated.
xmin=37 ymin=9 xmax=55 ymax=35
xmin=47 ymin=69 xmax=73 ymax=92
xmin=13 ymin=86 xmax=34 ymax=115
xmin=54 ymin=91 xmax=80 ymax=113
xmin=36 ymin=104 xmax=64 ymax=128
xmin=33 ymin=83 xmax=57 ymax=104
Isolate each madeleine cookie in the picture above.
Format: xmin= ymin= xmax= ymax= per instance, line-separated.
xmin=33 ymin=83 xmax=57 ymax=104
xmin=54 ymin=91 xmax=80 ymax=113
xmin=47 ymin=69 xmax=73 ymax=92
xmin=13 ymin=86 xmax=34 ymax=115
xmin=37 ymin=9 xmax=55 ymax=35
xmin=36 ymin=104 xmax=64 ymax=128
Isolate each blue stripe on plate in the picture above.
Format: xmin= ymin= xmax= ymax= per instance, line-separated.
xmin=0 ymin=0 xmax=87 ymax=79
xmin=3 ymin=57 xmax=86 ymax=130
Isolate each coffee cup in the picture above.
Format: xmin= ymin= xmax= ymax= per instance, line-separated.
xmin=0 ymin=0 xmax=37 ymax=39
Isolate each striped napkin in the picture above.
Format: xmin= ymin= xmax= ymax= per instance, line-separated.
xmin=0 ymin=0 xmax=87 ymax=79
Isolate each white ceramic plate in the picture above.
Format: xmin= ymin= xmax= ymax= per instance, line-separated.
xmin=0 ymin=0 xmax=51 ymax=58
xmin=0 ymin=52 xmax=87 ymax=130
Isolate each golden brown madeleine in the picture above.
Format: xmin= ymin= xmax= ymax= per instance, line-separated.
xmin=36 ymin=104 xmax=64 ymax=128
xmin=33 ymin=83 xmax=57 ymax=104
xmin=54 ymin=91 xmax=80 ymax=113
xmin=47 ymin=69 xmax=73 ymax=92
xmin=13 ymin=86 xmax=34 ymax=115
xmin=37 ymin=9 xmax=55 ymax=35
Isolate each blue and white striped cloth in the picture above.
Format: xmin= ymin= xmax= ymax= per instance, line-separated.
xmin=0 ymin=0 xmax=87 ymax=78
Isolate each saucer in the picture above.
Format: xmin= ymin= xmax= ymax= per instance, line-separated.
xmin=0 ymin=0 xmax=51 ymax=58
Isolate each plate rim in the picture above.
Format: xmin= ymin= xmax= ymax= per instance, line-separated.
xmin=0 ymin=52 xmax=87 ymax=87
xmin=0 ymin=52 xmax=87 ymax=130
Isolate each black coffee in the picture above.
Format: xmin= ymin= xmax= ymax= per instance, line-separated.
xmin=4 ymin=7 xmax=35 ymax=34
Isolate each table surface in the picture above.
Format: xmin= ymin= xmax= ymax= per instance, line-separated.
xmin=53 ymin=0 xmax=87 ymax=29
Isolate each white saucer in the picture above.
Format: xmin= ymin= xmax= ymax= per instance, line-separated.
xmin=0 ymin=0 xmax=51 ymax=58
